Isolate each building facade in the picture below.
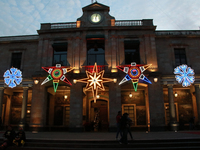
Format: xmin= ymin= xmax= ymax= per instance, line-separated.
xmin=0 ymin=2 xmax=200 ymax=131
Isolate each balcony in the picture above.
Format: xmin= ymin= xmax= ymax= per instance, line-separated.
xmin=115 ymin=20 xmax=142 ymax=26
xmin=40 ymin=19 xmax=153 ymax=30
xmin=115 ymin=19 xmax=153 ymax=26
xmin=51 ymin=22 xmax=77 ymax=29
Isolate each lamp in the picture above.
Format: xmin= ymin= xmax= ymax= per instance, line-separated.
xmin=113 ymin=78 xmax=117 ymax=83
xmin=174 ymin=92 xmax=178 ymax=97
xmin=34 ymin=80 xmax=39 ymax=84
xmin=96 ymin=95 xmax=100 ymax=99
xmin=129 ymin=93 xmax=132 ymax=98
xmin=64 ymin=95 xmax=68 ymax=99
xmin=154 ymin=78 xmax=158 ymax=82
xmin=73 ymin=79 xmax=77 ymax=84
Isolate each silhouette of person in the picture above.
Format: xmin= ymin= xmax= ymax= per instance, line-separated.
xmin=0 ymin=125 xmax=16 ymax=149
xmin=119 ymin=113 xmax=129 ymax=144
xmin=127 ymin=114 xmax=133 ymax=140
xmin=13 ymin=127 xmax=26 ymax=147
xmin=116 ymin=111 xmax=122 ymax=140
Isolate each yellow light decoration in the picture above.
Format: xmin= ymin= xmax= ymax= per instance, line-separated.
xmin=76 ymin=63 xmax=113 ymax=103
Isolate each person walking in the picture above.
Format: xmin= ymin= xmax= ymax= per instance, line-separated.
xmin=116 ymin=111 xmax=122 ymax=140
xmin=127 ymin=114 xmax=133 ymax=140
xmin=189 ymin=116 xmax=195 ymax=130
xmin=119 ymin=113 xmax=129 ymax=144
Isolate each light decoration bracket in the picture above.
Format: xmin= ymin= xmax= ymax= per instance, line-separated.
xmin=76 ymin=63 xmax=113 ymax=103
xmin=41 ymin=64 xmax=74 ymax=92
xmin=174 ymin=64 xmax=195 ymax=87
xmin=117 ymin=62 xmax=152 ymax=91
xmin=4 ymin=68 xmax=23 ymax=88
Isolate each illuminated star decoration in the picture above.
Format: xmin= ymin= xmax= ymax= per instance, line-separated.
xmin=174 ymin=64 xmax=195 ymax=87
xmin=41 ymin=64 xmax=74 ymax=92
xmin=76 ymin=63 xmax=114 ymax=103
xmin=4 ymin=68 xmax=23 ymax=88
xmin=117 ymin=62 xmax=152 ymax=91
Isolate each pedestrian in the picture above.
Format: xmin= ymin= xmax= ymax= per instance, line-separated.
xmin=0 ymin=117 xmax=2 ymax=131
xmin=119 ymin=113 xmax=129 ymax=144
xmin=13 ymin=127 xmax=26 ymax=147
xmin=189 ymin=116 xmax=195 ymax=130
xmin=0 ymin=125 xmax=16 ymax=149
xmin=116 ymin=111 xmax=122 ymax=140
xmin=127 ymin=114 xmax=133 ymax=140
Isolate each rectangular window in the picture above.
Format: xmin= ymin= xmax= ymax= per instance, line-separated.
xmin=10 ymin=52 xmax=22 ymax=69
xmin=52 ymin=42 xmax=68 ymax=66
xmin=124 ymin=40 xmax=140 ymax=64
xmin=174 ymin=48 xmax=187 ymax=66
xmin=87 ymin=39 xmax=105 ymax=65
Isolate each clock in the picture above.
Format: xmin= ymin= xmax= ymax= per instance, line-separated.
xmin=90 ymin=13 xmax=102 ymax=23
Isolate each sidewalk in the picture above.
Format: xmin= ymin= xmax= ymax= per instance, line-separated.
xmin=11 ymin=131 xmax=200 ymax=141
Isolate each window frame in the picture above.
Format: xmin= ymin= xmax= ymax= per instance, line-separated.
xmin=52 ymin=42 xmax=68 ymax=66
xmin=10 ymin=52 xmax=22 ymax=69
xmin=174 ymin=48 xmax=187 ymax=66
xmin=87 ymin=39 xmax=105 ymax=66
xmin=124 ymin=40 xmax=140 ymax=65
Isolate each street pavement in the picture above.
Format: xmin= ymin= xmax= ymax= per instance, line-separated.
xmin=6 ymin=130 xmax=200 ymax=141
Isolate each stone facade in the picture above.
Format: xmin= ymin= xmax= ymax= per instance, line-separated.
xmin=0 ymin=2 xmax=200 ymax=131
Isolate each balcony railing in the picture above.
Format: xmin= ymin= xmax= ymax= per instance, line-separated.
xmin=51 ymin=22 xmax=77 ymax=29
xmin=40 ymin=19 xmax=153 ymax=30
xmin=115 ymin=20 xmax=143 ymax=26
xmin=83 ymin=65 xmax=105 ymax=73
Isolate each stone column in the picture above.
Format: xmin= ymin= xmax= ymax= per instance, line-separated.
xmin=48 ymin=95 xmax=54 ymax=126
xmin=73 ymin=33 xmax=81 ymax=73
xmin=19 ymin=87 xmax=28 ymax=128
xmin=168 ymin=84 xmax=179 ymax=131
xmin=109 ymin=81 xmax=121 ymax=131
xmin=144 ymin=34 xmax=158 ymax=69
xmin=4 ymin=95 xmax=11 ymax=125
xmin=195 ymin=85 xmax=200 ymax=126
xmin=111 ymin=34 xmax=117 ymax=69
xmin=118 ymin=37 xmax=124 ymax=65
xmin=0 ymin=87 xmax=4 ymax=119
xmin=69 ymin=83 xmax=83 ymax=131
xmin=30 ymin=82 xmax=47 ymax=131
xmin=148 ymin=77 xmax=165 ymax=131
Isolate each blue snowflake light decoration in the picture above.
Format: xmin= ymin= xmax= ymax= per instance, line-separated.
xmin=3 ymin=68 xmax=23 ymax=88
xmin=174 ymin=64 xmax=195 ymax=87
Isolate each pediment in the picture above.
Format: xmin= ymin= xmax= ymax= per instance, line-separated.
xmin=82 ymin=2 xmax=109 ymax=12
xmin=90 ymin=3 xmax=102 ymax=8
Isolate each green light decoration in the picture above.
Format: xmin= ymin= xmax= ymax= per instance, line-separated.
xmin=41 ymin=64 xmax=74 ymax=92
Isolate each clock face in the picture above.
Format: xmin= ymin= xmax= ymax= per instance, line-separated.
xmin=91 ymin=13 xmax=101 ymax=23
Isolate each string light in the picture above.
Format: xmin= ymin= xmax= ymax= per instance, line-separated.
xmin=117 ymin=62 xmax=152 ymax=91
xmin=75 ymin=63 xmax=114 ymax=103
xmin=41 ymin=64 xmax=74 ymax=92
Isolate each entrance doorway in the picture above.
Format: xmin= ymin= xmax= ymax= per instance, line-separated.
xmin=164 ymin=103 xmax=179 ymax=125
xmin=90 ymin=100 xmax=108 ymax=131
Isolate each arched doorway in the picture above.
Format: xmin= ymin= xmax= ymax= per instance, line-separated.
xmin=89 ymin=99 xmax=109 ymax=131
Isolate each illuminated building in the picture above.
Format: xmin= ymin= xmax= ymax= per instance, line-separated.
xmin=0 ymin=2 xmax=200 ymax=131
